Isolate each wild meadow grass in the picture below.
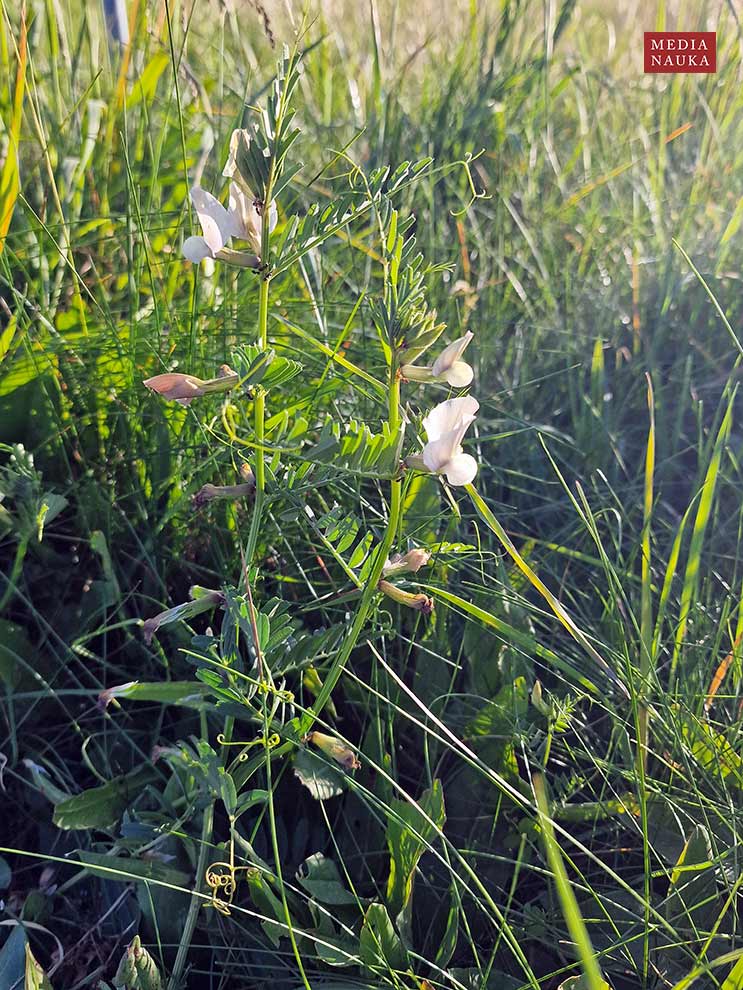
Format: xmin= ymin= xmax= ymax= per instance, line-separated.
xmin=1 ymin=1 xmax=743 ymax=988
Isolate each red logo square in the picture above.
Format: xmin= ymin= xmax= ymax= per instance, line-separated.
xmin=644 ymin=32 xmax=716 ymax=73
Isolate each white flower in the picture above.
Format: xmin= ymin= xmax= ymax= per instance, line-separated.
xmin=222 ymin=128 xmax=278 ymax=253
xmin=182 ymin=129 xmax=278 ymax=263
xmin=401 ymin=331 xmax=474 ymax=387
xmin=182 ymin=186 xmax=236 ymax=263
xmin=419 ymin=395 xmax=479 ymax=486
xmin=228 ymin=183 xmax=278 ymax=254
xmin=431 ymin=331 xmax=474 ymax=386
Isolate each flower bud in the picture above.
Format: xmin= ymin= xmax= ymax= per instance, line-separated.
xmin=378 ymin=580 xmax=434 ymax=615
xmin=143 ymin=373 xmax=206 ymax=405
xmin=142 ymin=587 xmax=225 ymax=644
xmin=531 ymin=680 xmax=550 ymax=716
xmin=193 ymin=479 xmax=256 ymax=508
xmin=306 ymin=730 xmax=360 ymax=770
xmin=382 ymin=548 xmax=431 ymax=577
xmin=143 ymin=367 xmax=239 ymax=406
xmin=302 ymin=667 xmax=338 ymax=719
xmin=113 ymin=935 xmax=163 ymax=990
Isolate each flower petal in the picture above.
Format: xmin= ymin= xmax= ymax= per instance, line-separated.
xmin=443 ymin=453 xmax=478 ymax=486
xmin=143 ymin=373 xmax=205 ymax=402
xmin=228 ymin=183 xmax=259 ymax=241
xmin=222 ymin=128 xmax=251 ymax=181
xmin=182 ymin=236 xmax=213 ymax=263
xmin=445 ymin=361 xmax=474 ymax=387
xmin=432 ymin=331 xmax=474 ymax=377
xmin=190 ymin=186 xmax=233 ymax=254
xmin=267 ymin=200 xmax=278 ymax=233
xmin=422 ymin=395 xmax=479 ymax=442
xmin=421 ymin=433 xmax=461 ymax=473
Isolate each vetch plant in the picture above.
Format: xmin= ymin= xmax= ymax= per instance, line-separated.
xmin=138 ymin=45 xmax=496 ymax=990
xmin=135 ymin=40 xmax=625 ymax=990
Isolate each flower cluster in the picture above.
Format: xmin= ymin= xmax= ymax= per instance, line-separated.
xmin=182 ymin=130 xmax=277 ymax=267
xmin=403 ymin=332 xmax=479 ymax=488
xmin=143 ymin=124 xmax=482 ymax=650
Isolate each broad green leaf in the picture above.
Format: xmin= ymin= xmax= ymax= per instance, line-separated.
xmin=434 ymin=887 xmax=460 ymax=969
xmin=465 ymin=676 xmax=529 ymax=773
xmin=99 ymin=681 xmax=212 ymax=709
xmin=0 ymin=925 xmax=26 ymax=989
xmin=682 ymin=719 xmax=743 ymax=786
xmin=297 ymin=853 xmax=357 ymax=905
xmin=722 ymin=955 xmax=743 ymax=988
xmin=0 ymin=10 xmax=25 ymax=255
xmin=76 ymin=851 xmax=191 ymax=887
xmin=53 ymin=766 xmax=159 ymax=830
xmin=386 ymin=779 xmax=445 ymax=917
xmin=23 ymin=760 xmax=71 ymax=805
xmin=293 ymin=749 xmax=346 ymax=801
xmin=246 ymin=870 xmax=286 ymax=948
xmin=359 ymin=902 xmax=408 ymax=973
xmin=126 ymin=52 xmax=169 ymax=109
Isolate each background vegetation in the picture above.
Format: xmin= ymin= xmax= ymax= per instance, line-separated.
xmin=1 ymin=0 xmax=743 ymax=988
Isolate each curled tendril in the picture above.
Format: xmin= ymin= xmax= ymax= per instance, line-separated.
xmin=205 ymin=862 xmax=254 ymax=916
xmin=450 ymin=150 xmax=491 ymax=218
xmin=215 ymin=732 xmax=281 ymax=760
xmin=205 ymin=862 xmax=237 ymax=915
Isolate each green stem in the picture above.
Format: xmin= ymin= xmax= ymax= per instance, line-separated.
xmin=298 ymin=368 xmax=403 ymax=734
xmin=264 ymin=736 xmax=312 ymax=990
xmin=244 ymin=230 xmax=271 ymax=565
xmin=168 ymin=716 xmax=214 ymax=990
xmin=228 ymin=193 xmax=272 ymax=751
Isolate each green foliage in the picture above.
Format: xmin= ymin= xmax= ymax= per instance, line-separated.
xmin=52 ymin=766 xmax=159 ymax=831
xmin=359 ymin=902 xmax=408 ymax=973
xmin=385 ymin=779 xmax=446 ymax=919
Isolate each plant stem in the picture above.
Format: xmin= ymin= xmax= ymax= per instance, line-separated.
xmin=244 ymin=229 xmax=271 ymax=566
xmin=533 ymin=773 xmax=607 ymax=990
xmin=264 ymin=735 xmax=312 ymax=990
xmin=168 ymin=715 xmax=214 ymax=990
xmin=298 ymin=366 xmax=403 ymax=733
